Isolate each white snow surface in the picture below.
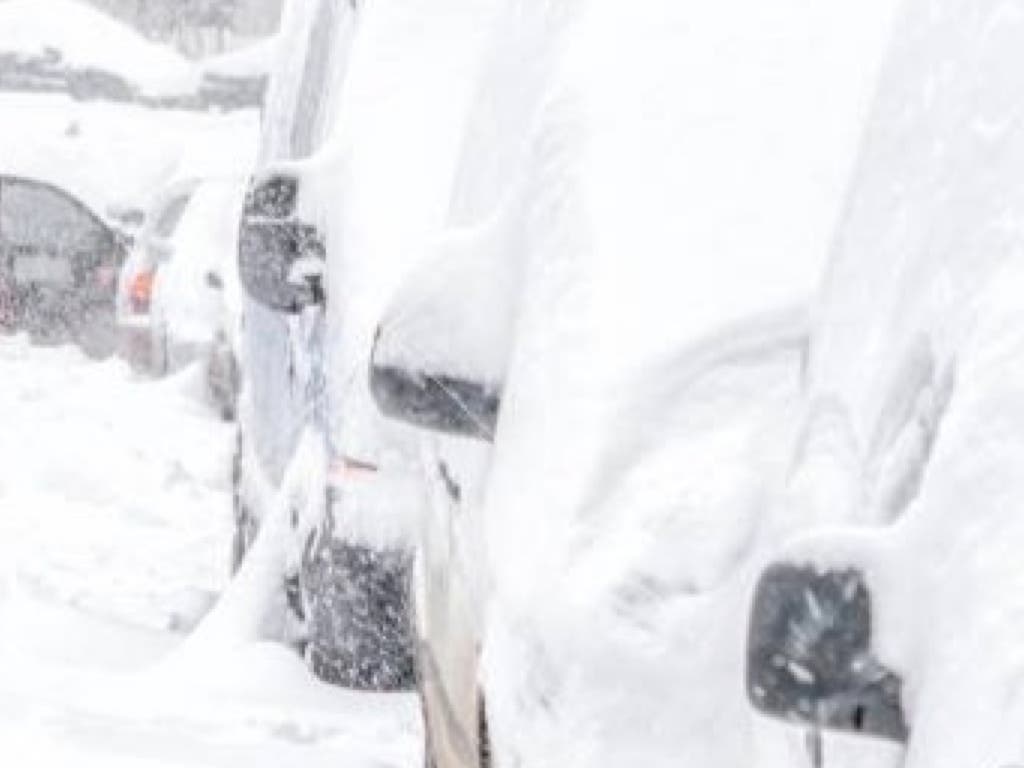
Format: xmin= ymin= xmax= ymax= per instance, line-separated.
xmin=0 ymin=336 xmax=419 ymax=766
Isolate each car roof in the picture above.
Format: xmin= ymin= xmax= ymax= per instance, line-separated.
xmin=0 ymin=172 xmax=112 ymax=232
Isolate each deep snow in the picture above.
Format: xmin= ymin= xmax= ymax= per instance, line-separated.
xmin=0 ymin=335 xmax=419 ymax=766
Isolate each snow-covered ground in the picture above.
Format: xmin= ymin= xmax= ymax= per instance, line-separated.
xmin=0 ymin=334 xmax=419 ymax=766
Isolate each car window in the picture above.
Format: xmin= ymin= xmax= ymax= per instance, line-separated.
xmin=152 ymin=192 xmax=193 ymax=238
xmin=0 ymin=178 xmax=111 ymax=257
xmin=290 ymin=0 xmax=341 ymax=158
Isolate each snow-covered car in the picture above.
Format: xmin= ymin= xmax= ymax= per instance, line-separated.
xmin=0 ymin=173 xmax=128 ymax=355
xmin=234 ymin=0 xmax=501 ymax=694
xmin=117 ymin=175 xmax=247 ymax=419
xmin=117 ymin=177 xmax=198 ymax=367
xmin=370 ymin=0 xmax=901 ymax=766
xmin=233 ymin=0 xmax=404 ymax=689
xmin=745 ymin=1 xmax=1024 ymax=766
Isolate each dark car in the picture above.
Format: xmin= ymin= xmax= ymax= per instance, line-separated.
xmin=0 ymin=175 xmax=127 ymax=355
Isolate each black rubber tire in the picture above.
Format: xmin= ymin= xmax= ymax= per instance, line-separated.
xmin=303 ymin=538 xmax=416 ymax=691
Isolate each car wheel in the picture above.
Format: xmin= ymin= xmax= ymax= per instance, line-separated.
xmin=303 ymin=533 xmax=416 ymax=691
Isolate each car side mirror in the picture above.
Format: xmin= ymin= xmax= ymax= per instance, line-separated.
xmin=245 ymin=173 xmax=297 ymax=219
xmin=237 ymin=172 xmax=325 ymax=314
xmin=369 ymin=329 xmax=500 ymax=441
xmin=746 ymin=563 xmax=908 ymax=760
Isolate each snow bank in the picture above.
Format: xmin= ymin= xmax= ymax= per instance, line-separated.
xmin=0 ymin=337 xmax=234 ymax=633
xmin=0 ymin=338 xmax=420 ymax=767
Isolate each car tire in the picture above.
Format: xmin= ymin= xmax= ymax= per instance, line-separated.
xmin=303 ymin=534 xmax=416 ymax=691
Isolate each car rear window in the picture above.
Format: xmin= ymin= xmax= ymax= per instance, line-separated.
xmin=0 ymin=178 xmax=110 ymax=257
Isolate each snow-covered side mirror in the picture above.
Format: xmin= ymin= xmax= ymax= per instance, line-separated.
xmin=370 ymin=342 xmax=501 ymax=441
xmin=238 ymin=171 xmax=325 ymax=313
xmin=747 ymin=563 xmax=908 ymax=749
xmin=368 ymin=217 xmax=519 ymax=442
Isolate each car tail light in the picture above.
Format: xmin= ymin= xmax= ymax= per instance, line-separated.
xmin=129 ymin=269 xmax=155 ymax=314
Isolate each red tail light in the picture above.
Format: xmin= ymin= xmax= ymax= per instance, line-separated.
xmin=129 ymin=269 xmax=155 ymax=314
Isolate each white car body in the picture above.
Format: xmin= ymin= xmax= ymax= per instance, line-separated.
xmin=234 ymin=0 xmax=501 ymax=691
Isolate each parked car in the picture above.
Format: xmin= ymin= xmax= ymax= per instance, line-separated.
xmin=745 ymin=1 xmax=1024 ymax=766
xmin=117 ymin=177 xmax=198 ymax=368
xmin=370 ymin=0 xmax=900 ymax=766
xmin=0 ymin=173 xmax=128 ymax=355
xmin=117 ymin=174 xmax=247 ymax=419
xmin=234 ymin=0 xmax=502 ymax=696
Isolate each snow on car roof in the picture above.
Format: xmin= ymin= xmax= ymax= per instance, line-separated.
xmin=0 ymin=0 xmax=198 ymax=97
xmin=0 ymin=93 xmax=257 ymax=227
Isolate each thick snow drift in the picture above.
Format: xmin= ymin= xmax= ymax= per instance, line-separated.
xmin=0 ymin=336 xmax=420 ymax=766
